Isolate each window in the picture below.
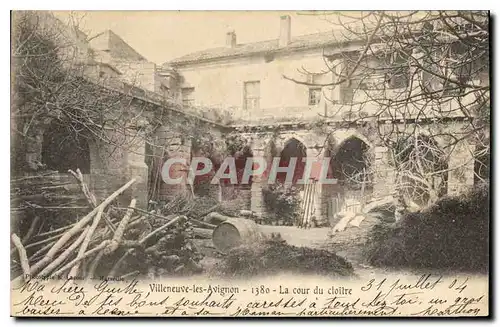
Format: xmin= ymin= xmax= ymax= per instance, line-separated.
xmin=181 ymin=87 xmax=195 ymax=107
xmin=243 ymin=81 xmax=260 ymax=110
xmin=308 ymin=88 xmax=322 ymax=105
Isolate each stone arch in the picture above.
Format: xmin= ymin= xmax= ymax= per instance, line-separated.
xmin=274 ymin=133 xmax=311 ymax=154
xmin=332 ymin=129 xmax=373 ymax=154
xmin=219 ymin=144 xmax=254 ymax=209
xmin=331 ymin=136 xmax=372 ymax=189
xmin=275 ymin=137 xmax=308 ymax=186
xmin=260 ymin=137 xmax=308 ymax=226
xmin=324 ymin=135 xmax=373 ymax=219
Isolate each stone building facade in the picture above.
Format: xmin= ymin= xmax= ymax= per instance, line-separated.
xmin=15 ymin=13 xmax=485 ymax=227
xmin=161 ymin=15 xmax=484 ymax=226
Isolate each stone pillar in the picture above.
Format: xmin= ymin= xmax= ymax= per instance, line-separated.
xmin=250 ymin=149 xmax=266 ymax=217
xmin=305 ymin=147 xmax=328 ymax=227
xmin=372 ymin=146 xmax=396 ymax=197
xmin=160 ymin=137 xmax=192 ymax=201
xmin=448 ymin=140 xmax=475 ymax=195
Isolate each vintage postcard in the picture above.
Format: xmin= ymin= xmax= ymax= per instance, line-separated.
xmin=10 ymin=10 xmax=490 ymax=317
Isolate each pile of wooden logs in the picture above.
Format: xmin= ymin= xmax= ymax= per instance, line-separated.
xmin=10 ymin=169 xmax=220 ymax=284
xmin=11 ymin=177 xmax=142 ymax=284
xmin=11 ymin=171 xmax=89 ymax=210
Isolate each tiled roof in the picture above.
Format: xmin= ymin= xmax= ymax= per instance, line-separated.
xmin=167 ymin=30 xmax=355 ymax=66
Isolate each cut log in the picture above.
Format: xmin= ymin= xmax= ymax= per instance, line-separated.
xmin=87 ymin=199 xmax=137 ymax=278
xmin=212 ymin=218 xmax=264 ymax=253
xmin=11 ymin=234 xmax=30 ymax=279
xmin=108 ymin=216 xmax=186 ymax=277
xmin=191 ymin=218 xmax=217 ymax=229
xmin=38 ymin=227 xmax=89 ymax=277
xmin=195 ymin=204 xmax=220 ymax=219
xmin=12 ymin=178 xmax=136 ymax=283
xmin=106 ymin=199 xmax=137 ymax=254
xmin=203 ymin=212 xmax=230 ymax=225
xmin=193 ymin=227 xmax=213 ymax=239
xmin=22 ymin=216 xmax=40 ymax=244
xmin=51 ymin=241 xmax=110 ymax=278
xmin=67 ymin=207 xmax=105 ymax=278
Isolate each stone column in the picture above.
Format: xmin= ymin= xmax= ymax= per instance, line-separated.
xmin=250 ymin=148 xmax=266 ymax=217
xmin=305 ymin=147 xmax=329 ymax=227
xmin=448 ymin=140 xmax=475 ymax=195
xmin=160 ymin=136 xmax=192 ymax=201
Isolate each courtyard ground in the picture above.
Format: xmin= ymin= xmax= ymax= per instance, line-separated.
xmin=197 ymin=221 xmax=387 ymax=278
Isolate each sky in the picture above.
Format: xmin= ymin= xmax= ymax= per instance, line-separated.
xmin=52 ymin=11 xmax=340 ymax=64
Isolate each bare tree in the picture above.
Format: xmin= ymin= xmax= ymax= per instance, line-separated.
xmin=287 ymin=10 xmax=489 ymax=209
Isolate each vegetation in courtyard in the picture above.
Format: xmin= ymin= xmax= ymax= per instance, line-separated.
xmin=215 ymin=234 xmax=355 ymax=278
xmin=364 ymin=183 xmax=489 ymax=272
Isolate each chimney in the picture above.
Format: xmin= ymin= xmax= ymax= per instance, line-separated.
xmin=226 ymin=30 xmax=237 ymax=48
xmin=279 ymin=15 xmax=291 ymax=47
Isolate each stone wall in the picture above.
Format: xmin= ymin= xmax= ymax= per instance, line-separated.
xmin=88 ymin=128 xmax=148 ymax=208
xmin=233 ymin=119 xmax=478 ymax=225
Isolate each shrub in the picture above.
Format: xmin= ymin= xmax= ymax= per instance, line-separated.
xmin=364 ymin=183 xmax=489 ymax=273
xmin=262 ymin=183 xmax=301 ymax=225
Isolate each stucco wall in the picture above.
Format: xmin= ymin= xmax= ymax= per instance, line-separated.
xmin=174 ymin=49 xmax=334 ymax=121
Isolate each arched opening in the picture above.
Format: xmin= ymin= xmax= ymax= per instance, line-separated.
xmin=330 ymin=136 xmax=372 ymax=215
xmin=276 ymin=138 xmax=307 ymax=186
xmin=191 ymin=155 xmax=220 ymax=199
xmin=41 ymin=123 xmax=90 ymax=174
xmin=219 ymin=142 xmax=254 ymax=210
xmin=262 ymin=138 xmax=307 ymax=226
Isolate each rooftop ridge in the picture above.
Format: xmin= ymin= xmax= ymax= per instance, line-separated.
xmin=165 ymin=29 xmax=354 ymax=66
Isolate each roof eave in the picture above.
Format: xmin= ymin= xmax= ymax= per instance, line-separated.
xmin=167 ymin=41 xmax=348 ymax=67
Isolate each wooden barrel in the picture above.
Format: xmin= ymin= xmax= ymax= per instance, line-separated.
xmin=212 ymin=218 xmax=263 ymax=253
